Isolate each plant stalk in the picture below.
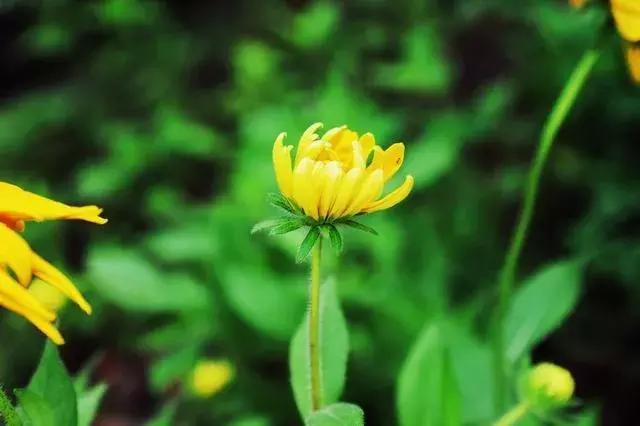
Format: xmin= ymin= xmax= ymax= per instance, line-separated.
xmin=494 ymin=401 xmax=530 ymax=426
xmin=309 ymin=238 xmax=323 ymax=412
xmin=493 ymin=46 xmax=601 ymax=409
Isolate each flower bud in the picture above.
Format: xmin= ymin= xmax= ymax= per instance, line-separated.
xmin=189 ymin=359 xmax=234 ymax=398
xmin=522 ymin=363 xmax=575 ymax=410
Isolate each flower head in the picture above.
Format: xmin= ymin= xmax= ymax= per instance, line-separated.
xmin=189 ymin=359 xmax=234 ymax=398
xmin=0 ymin=182 xmax=106 ymax=344
xmin=522 ymin=362 xmax=575 ymax=410
xmin=272 ymin=123 xmax=413 ymax=221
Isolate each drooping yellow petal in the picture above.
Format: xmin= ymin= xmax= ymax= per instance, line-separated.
xmin=0 ymin=292 xmax=64 ymax=344
xmin=0 ymin=271 xmax=56 ymax=322
xmin=611 ymin=0 xmax=640 ymax=42
xmin=292 ymin=158 xmax=319 ymax=219
xmin=370 ymin=143 xmax=405 ymax=182
xmin=318 ymin=162 xmax=343 ymax=219
xmin=0 ymin=182 xmax=107 ymax=226
xmin=358 ymin=133 xmax=376 ymax=161
xmin=344 ymin=169 xmax=384 ymax=216
xmin=272 ymin=132 xmax=294 ymax=198
xmin=0 ymin=224 xmax=33 ymax=285
xmin=295 ymin=122 xmax=323 ymax=165
xmin=31 ymin=253 xmax=92 ymax=315
xmin=625 ymin=44 xmax=640 ymax=84
xmin=363 ymin=175 xmax=414 ymax=213
xmin=329 ymin=168 xmax=364 ymax=218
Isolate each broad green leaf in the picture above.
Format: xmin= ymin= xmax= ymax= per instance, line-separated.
xmin=150 ymin=344 xmax=199 ymax=392
xmin=305 ymin=403 xmax=364 ymax=426
xmin=88 ymin=248 xmax=209 ymax=313
xmin=290 ymin=2 xmax=339 ymax=49
xmin=504 ymin=261 xmax=582 ymax=363
xmin=296 ymin=226 xmax=321 ymax=263
xmin=15 ymin=389 xmax=54 ymax=426
xmin=290 ymin=280 xmax=349 ymax=419
xmin=76 ymin=384 xmax=107 ymax=426
xmin=397 ymin=324 xmax=461 ymax=426
xmin=338 ymin=220 xmax=378 ymax=236
xmin=26 ymin=342 xmax=78 ymax=426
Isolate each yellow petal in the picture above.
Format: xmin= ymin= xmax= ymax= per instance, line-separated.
xmin=295 ymin=122 xmax=323 ymax=165
xmin=31 ymin=253 xmax=92 ymax=315
xmin=329 ymin=168 xmax=364 ymax=218
xmin=363 ymin=175 xmax=414 ymax=213
xmin=625 ymin=44 xmax=640 ymax=84
xmin=0 ymin=292 xmax=64 ymax=344
xmin=351 ymin=140 xmax=367 ymax=170
xmin=324 ymin=127 xmax=358 ymax=168
xmin=0 ymin=182 xmax=107 ymax=226
xmin=344 ymin=169 xmax=384 ymax=216
xmin=318 ymin=162 xmax=343 ymax=219
xmin=611 ymin=0 xmax=640 ymax=42
xmin=358 ymin=133 xmax=377 ymax=160
xmin=0 ymin=224 xmax=33 ymax=285
xmin=370 ymin=143 xmax=405 ymax=182
xmin=272 ymin=132 xmax=294 ymax=198
xmin=0 ymin=270 xmax=56 ymax=322
xmin=292 ymin=158 xmax=319 ymax=219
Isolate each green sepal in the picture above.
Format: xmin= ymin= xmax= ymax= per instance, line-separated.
xmin=269 ymin=219 xmax=307 ymax=235
xmin=296 ymin=226 xmax=321 ymax=263
xmin=267 ymin=193 xmax=302 ymax=216
xmin=324 ymin=224 xmax=343 ymax=253
xmin=337 ymin=219 xmax=379 ymax=236
xmin=251 ymin=218 xmax=291 ymax=234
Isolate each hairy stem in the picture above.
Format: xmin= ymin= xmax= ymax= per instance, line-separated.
xmin=493 ymin=46 xmax=601 ymax=409
xmin=309 ymin=238 xmax=323 ymax=412
xmin=0 ymin=386 xmax=20 ymax=426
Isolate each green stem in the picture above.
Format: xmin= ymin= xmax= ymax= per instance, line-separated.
xmin=494 ymin=401 xmax=530 ymax=426
xmin=493 ymin=46 xmax=601 ymax=409
xmin=309 ymin=238 xmax=323 ymax=412
xmin=0 ymin=386 xmax=20 ymax=426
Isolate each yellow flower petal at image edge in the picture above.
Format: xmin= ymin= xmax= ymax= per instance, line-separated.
xmin=272 ymin=123 xmax=414 ymax=220
xmin=0 ymin=182 xmax=107 ymax=231
xmin=611 ymin=0 xmax=640 ymax=43
xmin=0 ymin=182 xmax=106 ymax=344
xmin=625 ymin=45 xmax=640 ymax=83
xmin=189 ymin=359 xmax=234 ymax=398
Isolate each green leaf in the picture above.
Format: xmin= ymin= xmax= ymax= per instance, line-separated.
xmin=296 ymin=226 xmax=321 ymax=263
xmin=397 ymin=324 xmax=461 ymax=426
xmin=145 ymin=400 xmax=178 ymax=426
xmin=504 ymin=260 xmax=582 ymax=363
xmin=25 ymin=342 xmax=78 ymax=426
xmin=15 ymin=389 xmax=54 ymax=426
xmin=150 ymin=344 xmax=199 ymax=392
xmin=76 ymin=384 xmax=107 ymax=426
xmin=269 ymin=219 xmax=307 ymax=235
xmin=251 ymin=218 xmax=291 ymax=234
xmin=290 ymin=280 xmax=349 ymax=419
xmin=338 ymin=220 xmax=378 ymax=236
xmin=88 ymin=248 xmax=209 ymax=313
xmin=267 ymin=193 xmax=298 ymax=215
xmin=305 ymin=403 xmax=364 ymax=426
xmin=324 ymin=224 xmax=343 ymax=253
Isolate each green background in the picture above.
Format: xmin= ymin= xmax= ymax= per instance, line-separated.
xmin=0 ymin=0 xmax=638 ymax=424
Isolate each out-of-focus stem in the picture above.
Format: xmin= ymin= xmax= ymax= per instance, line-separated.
xmin=494 ymin=401 xmax=530 ymax=426
xmin=493 ymin=46 xmax=601 ymax=409
xmin=309 ymin=238 xmax=323 ymax=412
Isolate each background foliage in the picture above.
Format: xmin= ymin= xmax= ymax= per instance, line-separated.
xmin=0 ymin=0 xmax=638 ymax=424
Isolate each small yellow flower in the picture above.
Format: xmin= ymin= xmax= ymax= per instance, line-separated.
xmin=0 ymin=181 xmax=106 ymax=344
xmin=189 ymin=359 xmax=234 ymax=398
xmin=523 ymin=363 xmax=575 ymax=409
xmin=272 ymin=123 xmax=413 ymax=221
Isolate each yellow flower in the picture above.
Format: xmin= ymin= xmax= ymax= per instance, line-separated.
xmin=523 ymin=363 xmax=575 ymax=409
xmin=189 ymin=359 xmax=234 ymax=398
xmin=272 ymin=123 xmax=413 ymax=221
xmin=0 ymin=182 xmax=106 ymax=344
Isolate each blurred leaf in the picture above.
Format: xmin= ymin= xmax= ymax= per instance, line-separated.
xmin=290 ymin=2 xmax=340 ymax=49
xmin=397 ymin=324 xmax=461 ymax=426
xmin=221 ymin=266 xmax=305 ymax=340
xmin=15 ymin=389 xmax=54 ymax=426
xmin=229 ymin=416 xmax=271 ymax=426
xmin=154 ymin=107 xmax=219 ymax=157
xmin=88 ymin=248 xmax=209 ymax=313
xmin=505 ymin=261 xmax=582 ymax=363
xmin=290 ymin=280 xmax=349 ymax=419
xmin=145 ymin=400 xmax=178 ymax=426
xmin=305 ymin=403 xmax=364 ymax=426
xmin=24 ymin=342 xmax=77 ymax=426
xmin=151 ymin=344 xmax=199 ymax=392
xmin=75 ymin=384 xmax=107 ymax=426
xmin=146 ymin=225 xmax=217 ymax=264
